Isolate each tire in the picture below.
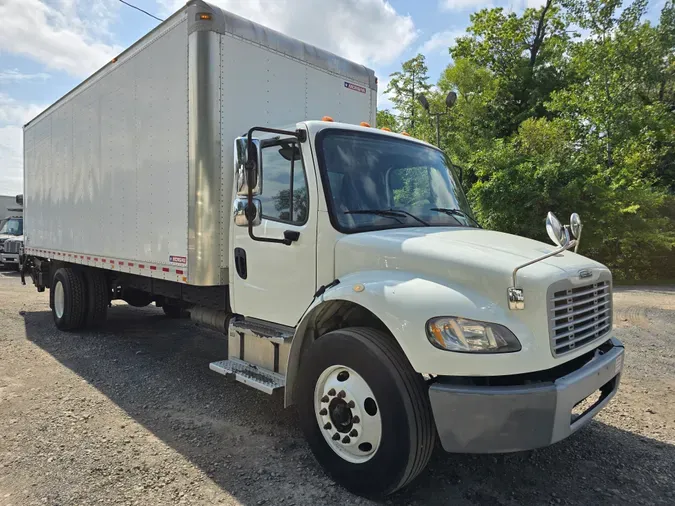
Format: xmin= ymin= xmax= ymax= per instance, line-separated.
xmin=162 ymin=303 xmax=189 ymax=319
xmin=295 ymin=327 xmax=435 ymax=497
xmin=84 ymin=268 xmax=108 ymax=327
xmin=51 ymin=267 xmax=87 ymax=331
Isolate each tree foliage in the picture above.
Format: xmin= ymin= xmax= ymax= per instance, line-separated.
xmin=381 ymin=0 xmax=675 ymax=281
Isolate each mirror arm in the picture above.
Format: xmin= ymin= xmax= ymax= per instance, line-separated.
xmin=245 ymin=126 xmax=304 ymax=246
xmin=511 ymin=235 xmax=577 ymax=289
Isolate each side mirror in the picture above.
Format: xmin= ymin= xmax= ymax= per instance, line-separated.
xmin=546 ymin=212 xmax=569 ymax=247
xmin=234 ymin=137 xmax=262 ymax=196
xmin=233 ymin=197 xmax=262 ymax=227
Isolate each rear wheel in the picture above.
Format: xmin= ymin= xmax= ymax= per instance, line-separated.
xmin=52 ymin=267 xmax=87 ymax=331
xmin=84 ymin=268 xmax=108 ymax=327
xmin=296 ymin=327 xmax=435 ymax=497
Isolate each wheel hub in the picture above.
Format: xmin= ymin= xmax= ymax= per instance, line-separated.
xmin=329 ymin=398 xmax=353 ymax=433
xmin=54 ymin=280 xmax=65 ymax=319
xmin=314 ymin=365 xmax=382 ymax=464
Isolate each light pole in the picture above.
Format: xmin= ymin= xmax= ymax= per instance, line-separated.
xmin=417 ymin=91 xmax=457 ymax=147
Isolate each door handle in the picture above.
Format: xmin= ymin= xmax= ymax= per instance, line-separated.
xmin=283 ymin=230 xmax=300 ymax=244
xmin=234 ymin=247 xmax=247 ymax=279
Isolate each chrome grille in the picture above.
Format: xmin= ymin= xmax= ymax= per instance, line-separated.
xmin=548 ymin=280 xmax=612 ymax=356
xmin=4 ymin=241 xmax=20 ymax=254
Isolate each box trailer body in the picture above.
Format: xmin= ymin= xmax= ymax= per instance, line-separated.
xmin=21 ymin=0 xmax=624 ymax=498
xmin=23 ymin=1 xmax=376 ymax=286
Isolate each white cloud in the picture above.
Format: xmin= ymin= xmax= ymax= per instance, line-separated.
xmin=440 ymin=0 xmax=493 ymax=10
xmin=0 ymin=126 xmax=23 ymax=195
xmin=158 ymin=0 xmax=417 ymax=67
xmin=0 ymin=0 xmax=123 ymax=78
xmin=0 ymin=94 xmax=45 ymax=125
xmin=0 ymin=95 xmax=46 ymax=195
xmin=418 ymin=30 xmax=465 ymax=55
xmin=0 ymin=69 xmax=51 ymax=83
xmin=377 ymin=76 xmax=395 ymax=111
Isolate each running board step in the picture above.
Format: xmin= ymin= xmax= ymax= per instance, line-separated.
xmin=209 ymin=358 xmax=285 ymax=395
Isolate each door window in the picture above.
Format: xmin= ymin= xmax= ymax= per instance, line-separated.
xmin=260 ymin=141 xmax=308 ymax=224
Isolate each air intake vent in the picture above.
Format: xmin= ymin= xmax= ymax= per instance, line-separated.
xmin=548 ymin=278 xmax=612 ymax=356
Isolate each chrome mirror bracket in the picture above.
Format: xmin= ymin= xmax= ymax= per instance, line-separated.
xmin=508 ymin=231 xmax=577 ymax=311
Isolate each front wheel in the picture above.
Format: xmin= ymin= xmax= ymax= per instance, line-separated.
xmin=295 ymin=327 xmax=435 ymax=497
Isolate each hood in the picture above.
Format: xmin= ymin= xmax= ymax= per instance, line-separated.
xmin=335 ymin=227 xmax=606 ymax=293
xmin=0 ymin=234 xmax=23 ymax=241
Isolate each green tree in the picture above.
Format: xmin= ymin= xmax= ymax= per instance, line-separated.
xmin=385 ymin=54 xmax=432 ymax=136
xmin=376 ymin=109 xmax=398 ymax=131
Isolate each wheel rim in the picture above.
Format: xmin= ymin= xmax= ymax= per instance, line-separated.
xmin=314 ymin=365 xmax=382 ymax=463
xmin=54 ymin=280 xmax=65 ymax=319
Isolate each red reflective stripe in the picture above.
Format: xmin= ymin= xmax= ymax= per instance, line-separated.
xmin=162 ymin=267 xmax=169 ymax=272
xmin=176 ymin=270 xmax=184 ymax=275
xmin=139 ymin=264 xmax=145 ymax=269
xmin=150 ymin=266 xmax=157 ymax=270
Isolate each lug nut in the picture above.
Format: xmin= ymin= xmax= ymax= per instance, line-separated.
xmin=332 ymin=433 xmax=340 ymax=441
xmin=321 ymin=395 xmax=329 ymax=403
xmin=349 ymin=429 xmax=358 ymax=437
xmin=337 ymin=390 xmax=346 ymax=398
xmin=324 ymin=422 xmax=332 ymax=430
xmin=342 ymin=436 xmax=351 ymax=444
xmin=352 ymin=416 xmax=360 ymax=424
xmin=328 ymin=388 xmax=336 ymax=396
xmin=319 ymin=408 xmax=327 ymax=416
xmin=347 ymin=400 xmax=355 ymax=408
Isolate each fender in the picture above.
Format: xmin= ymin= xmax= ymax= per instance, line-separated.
xmin=285 ymin=270 xmax=535 ymax=406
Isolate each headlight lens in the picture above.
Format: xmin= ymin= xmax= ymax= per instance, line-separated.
xmin=426 ymin=317 xmax=521 ymax=353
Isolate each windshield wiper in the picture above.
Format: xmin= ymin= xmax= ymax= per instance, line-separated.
xmin=344 ymin=209 xmax=429 ymax=226
xmin=429 ymin=208 xmax=481 ymax=228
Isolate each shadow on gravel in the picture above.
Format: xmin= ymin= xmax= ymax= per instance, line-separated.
xmin=24 ymin=307 xmax=675 ymax=506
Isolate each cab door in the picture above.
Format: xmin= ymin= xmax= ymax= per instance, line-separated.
xmin=230 ymin=138 xmax=317 ymax=326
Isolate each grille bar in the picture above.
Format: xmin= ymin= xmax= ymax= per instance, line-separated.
xmin=554 ymin=322 xmax=612 ymax=352
xmin=552 ymin=307 xmax=611 ymax=330
xmin=551 ymin=301 xmax=611 ymax=322
xmin=552 ymin=314 xmax=612 ymax=340
xmin=553 ymin=291 xmax=610 ymax=312
xmin=548 ymin=279 xmax=613 ymax=357
xmin=551 ymin=284 xmax=610 ymax=302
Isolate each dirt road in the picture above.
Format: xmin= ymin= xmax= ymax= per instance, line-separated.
xmin=1 ymin=269 xmax=674 ymax=505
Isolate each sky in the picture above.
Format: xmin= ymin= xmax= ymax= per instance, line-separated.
xmin=0 ymin=0 xmax=667 ymax=195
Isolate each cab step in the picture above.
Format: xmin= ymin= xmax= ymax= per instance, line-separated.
xmin=209 ymin=358 xmax=285 ymax=395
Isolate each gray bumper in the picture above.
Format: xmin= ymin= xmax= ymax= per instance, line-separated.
xmin=1 ymin=254 xmax=19 ymax=264
xmin=429 ymin=337 xmax=624 ymax=453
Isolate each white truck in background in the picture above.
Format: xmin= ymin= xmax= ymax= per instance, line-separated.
xmin=21 ymin=0 xmax=624 ymax=497
xmin=0 ymin=195 xmax=23 ymax=269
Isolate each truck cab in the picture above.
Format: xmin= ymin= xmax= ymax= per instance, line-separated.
xmin=219 ymin=119 xmax=623 ymax=495
xmin=0 ymin=216 xmax=23 ymax=270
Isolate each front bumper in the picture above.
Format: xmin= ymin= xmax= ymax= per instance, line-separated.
xmin=429 ymin=337 xmax=624 ymax=453
xmin=1 ymin=253 xmax=19 ymax=264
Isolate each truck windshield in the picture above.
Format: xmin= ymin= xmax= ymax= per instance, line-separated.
xmin=0 ymin=218 xmax=23 ymax=235
xmin=316 ymin=129 xmax=476 ymax=233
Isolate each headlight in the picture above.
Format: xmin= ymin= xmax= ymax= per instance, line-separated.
xmin=426 ymin=317 xmax=521 ymax=353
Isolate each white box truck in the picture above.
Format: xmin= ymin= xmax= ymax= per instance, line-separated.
xmin=21 ymin=0 xmax=624 ymax=497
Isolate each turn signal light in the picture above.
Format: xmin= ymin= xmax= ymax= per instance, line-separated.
xmin=322 ymin=116 xmax=334 ymax=122
xmin=380 ymin=127 xmax=391 ymax=132
xmin=360 ymin=122 xmax=371 ymax=127
xmin=199 ymin=13 xmax=212 ymax=20
xmin=401 ymin=131 xmax=411 ymax=136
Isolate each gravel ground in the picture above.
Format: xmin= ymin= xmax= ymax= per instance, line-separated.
xmin=0 ymin=269 xmax=674 ymax=506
